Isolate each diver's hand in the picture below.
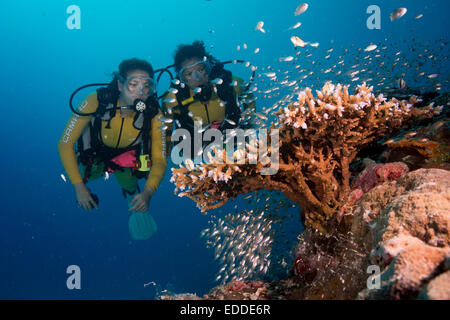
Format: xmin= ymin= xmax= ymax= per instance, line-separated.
xmin=129 ymin=186 xmax=154 ymax=213
xmin=74 ymin=182 xmax=98 ymax=211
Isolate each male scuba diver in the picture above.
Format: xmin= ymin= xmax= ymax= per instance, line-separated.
xmin=162 ymin=40 xmax=256 ymax=160
xmin=58 ymin=58 xmax=167 ymax=240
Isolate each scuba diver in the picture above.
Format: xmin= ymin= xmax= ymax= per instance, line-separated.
xmin=57 ymin=58 xmax=167 ymax=240
xmin=161 ymin=40 xmax=256 ymax=161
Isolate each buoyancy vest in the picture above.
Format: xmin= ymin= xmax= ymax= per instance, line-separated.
xmin=77 ymin=79 xmax=160 ymax=175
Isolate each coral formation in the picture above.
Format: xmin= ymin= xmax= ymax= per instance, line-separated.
xmin=167 ymin=83 xmax=448 ymax=300
xmin=162 ymin=168 xmax=449 ymax=301
xmin=351 ymin=161 xmax=409 ymax=194
xmin=171 ymin=82 xmax=442 ymax=232
xmin=168 ymin=168 xmax=449 ymax=301
xmin=381 ymin=118 xmax=450 ymax=170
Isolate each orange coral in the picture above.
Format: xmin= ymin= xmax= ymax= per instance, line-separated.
xmin=382 ymin=118 xmax=449 ymax=167
xmin=384 ymin=140 xmax=440 ymax=157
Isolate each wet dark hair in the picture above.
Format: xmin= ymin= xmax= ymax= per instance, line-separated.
xmin=173 ymin=40 xmax=217 ymax=73
xmin=117 ymin=58 xmax=154 ymax=80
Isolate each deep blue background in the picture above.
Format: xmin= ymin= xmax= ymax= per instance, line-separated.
xmin=0 ymin=0 xmax=448 ymax=299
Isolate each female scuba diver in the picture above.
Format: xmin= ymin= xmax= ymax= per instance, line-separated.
xmin=57 ymin=58 xmax=167 ymax=240
xmin=162 ymin=40 xmax=255 ymax=160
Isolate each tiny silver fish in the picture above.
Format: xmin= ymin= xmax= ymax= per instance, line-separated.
xmin=295 ymin=3 xmax=308 ymax=16
xmin=364 ymin=44 xmax=377 ymax=52
xmin=290 ymin=36 xmax=308 ymax=48
xmin=288 ymin=22 xmax=302 ymax=30
xmin=396 ymin=78 xmax=406 ymax=89
xmin=281 ymin=56 xmax=294 ymax=62
xmin=254 ymin=113 xmax=268 ymax=121
xmin=160 ymin=117 xmax=173 ymax=124
xmin=163 ymin=97 xmax=176 ymax=104
xmin=211 ymin=78 xmax=223 ymax=85
xmin=264 ymin=72 xmax=277 ymax=78
xmin=255 ymin=21 xmax=266 ymax=33
xmin=390 ymin=8 xmax=407 ymax=21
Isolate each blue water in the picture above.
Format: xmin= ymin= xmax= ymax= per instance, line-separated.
xmin=0 ymin=0 xmax=448 ymax=299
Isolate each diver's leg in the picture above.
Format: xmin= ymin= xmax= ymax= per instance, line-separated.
xmin=79 ymin=157 xmax=107 ymax=183
xmin=113 ymin=167 xmax=140 ymax=197
xmin=114 ymin=169 xmax=157 ymax=240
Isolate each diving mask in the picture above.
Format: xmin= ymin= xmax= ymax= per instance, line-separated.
xmin=121 ymin=75 xmax=156 ymax=97
xmin=178 ymin=58 xmax=212 ymax=84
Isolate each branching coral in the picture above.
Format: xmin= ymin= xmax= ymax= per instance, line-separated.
xmin=171 ymin=82 xmax=442 ymax=232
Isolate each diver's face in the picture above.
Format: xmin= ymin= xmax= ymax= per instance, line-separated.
xmin=180 ymin=58 xmax=209 ymax=89
xmin=118 ymin=70 xmax=152 ymax=105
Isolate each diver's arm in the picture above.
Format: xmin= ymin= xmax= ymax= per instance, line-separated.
xmin=57 ymin=92 xmax=99 ymax=210
xmin=73 ymin=182 xmax=98 ymax=211
xmin=129 ymin=111 xmax=168 ymax=212
xmin=145 ymin=110 xmax=168 ymax=192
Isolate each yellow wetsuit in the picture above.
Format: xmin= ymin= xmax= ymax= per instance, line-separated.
xmin=58 ymin=92 xmax=167 ymax=193
xmin=162 ymin=75 xmax=255 ymax=125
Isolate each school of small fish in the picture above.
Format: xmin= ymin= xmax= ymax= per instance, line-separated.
xmin=236 ymin=20 xmax=448 ymax=123
xmin=201 ymin=191 xmax=301 ymax=284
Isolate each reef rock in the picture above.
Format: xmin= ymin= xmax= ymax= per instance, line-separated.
xmin=286 ymin=167 xmax=449 ymax=300
xmin=351 ymin=168 xmax=450 ymax=299
xmin=418 ymin=269 xmax=450 ymax=300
